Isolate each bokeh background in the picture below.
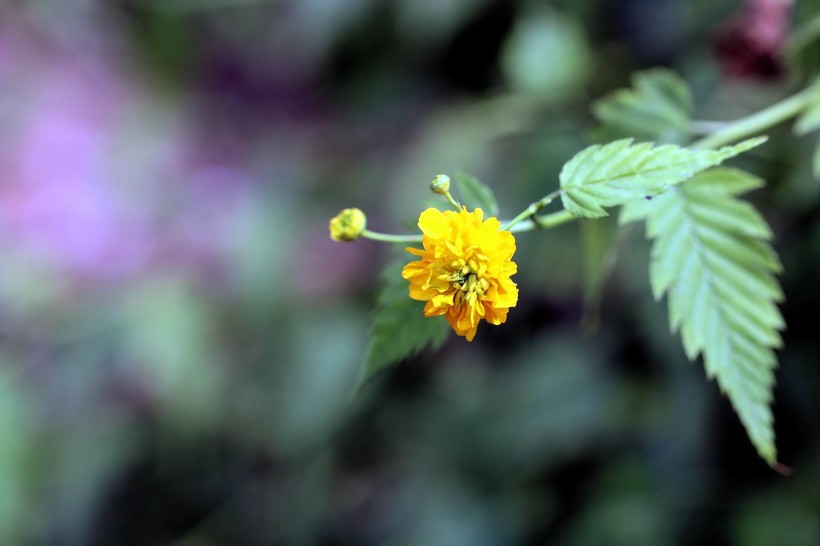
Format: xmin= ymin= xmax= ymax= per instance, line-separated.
xmin=0 ymin=0 xmax=818 ymax=545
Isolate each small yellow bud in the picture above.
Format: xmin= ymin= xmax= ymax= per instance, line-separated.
xmin=329 ymin=208 xmax=367 ymax=242
xmin=430 ymin=174 xmax=451 ymax=194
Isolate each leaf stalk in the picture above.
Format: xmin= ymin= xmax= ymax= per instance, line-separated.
xmin=693 ymin=86 xmax=816 ymax=149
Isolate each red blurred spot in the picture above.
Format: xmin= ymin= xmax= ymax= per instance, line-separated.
xmin=713 ymin=0 xmax=792 ymax=81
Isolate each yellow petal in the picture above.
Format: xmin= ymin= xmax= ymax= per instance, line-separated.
xmin=418 ymin=208 xmax=449 ymax=240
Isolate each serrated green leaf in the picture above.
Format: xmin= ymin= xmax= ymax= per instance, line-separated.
xmin=620 ymin=167 xmax=766 ymax=225
xmin=453 ymin=171 xmax=499 ymax=217
xmin=559 ymin=137 xmax=766 ymax=219
xmin=619 ymin=197 xmax=655 ymax=225
xmin=593 ymin=69 xmax=692 ymax=142
xmin=361 ymin=254 xmax=449 ymax=383
xmin=639 ymin=168 xmax=782 ymax=465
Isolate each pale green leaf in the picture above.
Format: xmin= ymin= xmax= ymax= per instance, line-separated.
xmin=362 ymin=254 xmax=449 ymax=382
xmin=639 ymin=168 xmax=783 ymax=465
xmin=593 ymin=69 xmax=692 ymax=142
xmin=453 ymin=171 xmax=500 ymax=217
xmin=620 ymin=167 xmax=766 ymax=225
xmin=559 ymin=137 xmax=766 ymax=219
xmin=619 ymin=197 xmax=655 ymax=225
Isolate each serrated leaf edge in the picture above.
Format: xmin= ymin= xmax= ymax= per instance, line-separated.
xmin=643 ymin=176 xmax=782 ymax=465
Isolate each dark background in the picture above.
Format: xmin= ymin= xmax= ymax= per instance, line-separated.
xmin=0 ymin=1 xmax=818 ymax=545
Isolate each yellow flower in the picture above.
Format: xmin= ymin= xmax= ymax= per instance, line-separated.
xmin=329 ymin=208 xmax=367 ymax=242
xmin=402 ymin=207 xmax=518 ymax=341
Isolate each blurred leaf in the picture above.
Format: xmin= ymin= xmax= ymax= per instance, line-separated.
xmin=794 ymin=79 xmax=820 ymax=135
xmin=593 ymin=69 xmax=692 ymax=142
xmin=0 ymin=257 xmax=68 ymax=316
xmin=482 ymin=342 xmax=613 ymax=466
xmin=225 ymin=193 xmax=295 ymax=311
xmin=395 ymin=477 xmax=521 ymax=546
xmin=501 ymin=9 xmax=591 ymax=99
xmin=435 ymin=336 xmax=616 ymax=474
xmin=557 ymin=492 xmax=668 ymax=546
xmin=559 ymin=137 xmax=765 ymax=218
xmin=0 ymin=365 xmax=38 ymax=546
xmin=639 ymin=168 xmax=783 ymax=465
xmin=120 ymin=279 xmax=223 ymax=435
xmin=271 ymin=308 xmax=365 ymax=453
xmin=46 ymin=416 xmax=141 ymax=545
xmin=580 ymin=215 xmax=619 ymax=332
xmin=794 ymin=80 xmax=820 ymax=180
xmin=140 ymin=3 xmax=194 ymax=79
xmin=362 ymin=254 xmax=449 ymax=383
xmin=453 ymin=171 xmax=499 ymax=217
xmin=786 ymin=8 xmax=820 ymax=82
xmin=731 ymin=475 xmax=820 ymax=546
xmin=389 ymin=97 xmax=540 ymax=221
xmin=396 ymin=0 xmax=487 ymax=48
xmin=795 ymin=106 xmax=820 ymax=135
xmin=557 ymin=458 xmax=677 ymax=545
xmin=814 ymin=139 xmax=820 ymax=178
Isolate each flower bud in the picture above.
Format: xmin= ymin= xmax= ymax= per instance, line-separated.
xmin=329 ymin=208 xmax=367 ymax=242
xmin=430 ymin=174 xmax=451 ymax=194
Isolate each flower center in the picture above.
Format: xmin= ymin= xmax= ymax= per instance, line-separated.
xmin=450 ymin=263 xmax=490 ymax=307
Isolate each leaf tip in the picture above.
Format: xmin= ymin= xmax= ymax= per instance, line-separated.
xmin=738 ymin=135 xmax=769 ymax=151
xmin=771 ymin=461 xmax=792 ymax=476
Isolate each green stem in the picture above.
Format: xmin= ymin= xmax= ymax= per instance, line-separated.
xmin=692 ymin=86 xmax=816 ymax=149
xmin=688 ymin=120 xmax=731 ymax=135
xmin=361 ymin=208 xmax=577 ymax=244
xmin=504 ymin=190 xmax=562 ymax=230
xmin=508 ymin=210 xmax=576 ymax=233
xmin=442 ymin=191 xmax=463 ymax=211
xmin=361 ymin=229 xmax=423 ymax=244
